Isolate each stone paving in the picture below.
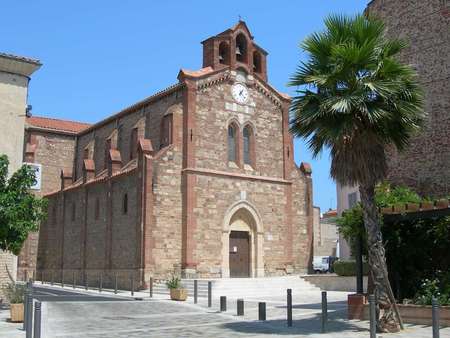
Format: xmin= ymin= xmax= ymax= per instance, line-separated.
xmin=1 ymin=285 xmax=449 ymax=337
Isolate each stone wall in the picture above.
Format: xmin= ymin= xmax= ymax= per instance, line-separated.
xmin=367 ymin=0 xmax=450 ymax=197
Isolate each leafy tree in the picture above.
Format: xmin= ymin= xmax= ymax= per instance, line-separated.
xmin=289 ymin=14 xmax=424 ymax=332
xmin=0 ymin=155 xmax=47 ymax=255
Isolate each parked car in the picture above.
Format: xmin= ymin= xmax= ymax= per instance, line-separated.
xmin=313 ymin=256 xmax=338 ymax=273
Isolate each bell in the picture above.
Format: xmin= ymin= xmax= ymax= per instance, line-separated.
xmin=236 ymin=46 xmax=242 ymax=56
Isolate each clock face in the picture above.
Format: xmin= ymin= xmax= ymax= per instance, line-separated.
xmin=232 ymin=83 xmax=249 ymax=104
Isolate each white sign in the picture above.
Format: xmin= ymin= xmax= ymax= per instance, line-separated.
xmin=24 ymin=163 xmax=42 ymax=190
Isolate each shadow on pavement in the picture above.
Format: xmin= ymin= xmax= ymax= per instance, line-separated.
xmin=276 ymin=300 xmax=348 ymax=310
xmin=222 ymin=314 xmax=368 ymax=335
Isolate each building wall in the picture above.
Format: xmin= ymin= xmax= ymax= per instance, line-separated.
xmin=18 ymin=130 xmax=77 ymax=280
xmin=367 ymin=0 xmax=450 ymax=197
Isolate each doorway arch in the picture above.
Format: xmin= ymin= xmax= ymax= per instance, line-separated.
xmin=221 ymin=201 xmax=264 ymax=278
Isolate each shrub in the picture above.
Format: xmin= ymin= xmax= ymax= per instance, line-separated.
xmin=414 ymin=277 xmax=450 ymax=306
xmin=333 ymin=260 xmax=368 ymax=276
xmin=166 ymin=276 xmax=182 ymax=289
xmin=1 ymin=282 xmax=25 ymax=304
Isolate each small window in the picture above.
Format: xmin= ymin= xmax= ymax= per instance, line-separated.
xmin=83 ymin=148 xmax=89 ymax=160
xmin=243 ymin=125 xmax=254 ymax=166
xmin=228 ymin=124 xmax=237 ymax=162
xmin=123 ymin=193 xmax=128 ymax=215
xmin=71 ymin=202 xmax=76 ymax=221
xmin=95 ymin=198 xmax=100 ymax=220
xmin=130 ymin=128 xmax=138 ymax=160
xmin=104 ymin=138 xmax=111 ymax=169
xmin=160 ymin=114 xmax=173 ymax=149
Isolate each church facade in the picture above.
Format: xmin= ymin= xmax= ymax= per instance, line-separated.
xmin=37 ymin=22 xmax=313 ymax=287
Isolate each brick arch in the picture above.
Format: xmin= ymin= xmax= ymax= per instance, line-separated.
xmin=221 ymin=200 xmax=264 ymax=277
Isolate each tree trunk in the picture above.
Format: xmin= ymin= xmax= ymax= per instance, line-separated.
xmin=359 ymin=183 xmax=402 ymax=333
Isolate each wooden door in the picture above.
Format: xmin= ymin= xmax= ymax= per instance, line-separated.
xmin=229 ymin=231 xmax=250 ymax=278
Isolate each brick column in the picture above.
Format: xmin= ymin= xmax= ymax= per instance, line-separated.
xmin=179 ymin=76 xmax=198 ymax=277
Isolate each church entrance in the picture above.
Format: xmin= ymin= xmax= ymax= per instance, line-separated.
xmin=229 ymin=231 xmax=250 ymax=278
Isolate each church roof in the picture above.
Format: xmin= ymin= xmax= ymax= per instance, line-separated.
xmin=26 ymin=116 xmax=91 ymax=134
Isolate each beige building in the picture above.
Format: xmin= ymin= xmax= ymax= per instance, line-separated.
xmin=0 ymin=52 xmax=41 ymax=290
xmin=313 ymin=207 xmax=338 ymax=257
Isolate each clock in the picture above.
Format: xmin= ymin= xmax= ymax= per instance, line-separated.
xmin=232 ymin=83 xmax=249 ymax=104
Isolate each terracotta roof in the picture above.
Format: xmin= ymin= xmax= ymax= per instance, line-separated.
xmin=26 ymin=116 xmax=91 ymax=134
xmin=323 ymin=209 xmax=338 ymax=218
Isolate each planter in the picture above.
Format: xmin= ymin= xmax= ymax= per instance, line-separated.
xmin=170 ymin=288 xmax=188 ymax=301
xmin=10 ymin=303 xmax=24 ymax=323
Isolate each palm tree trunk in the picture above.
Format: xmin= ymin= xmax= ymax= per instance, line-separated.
xmin=359 ymin=183 xmax=403 ymax=333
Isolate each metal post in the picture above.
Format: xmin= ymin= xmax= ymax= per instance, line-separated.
xmin=99 ymin=273 xmax=102 ymax=293
xmin=85 ymin=273 xmax=88 ymax=291
xmin=287 ymin=289 xmax=293 ymax=327
xmin=208 ymin=281 xmax=212 ymax=307
xmin=220 ymin=296 xmax=227 ymax=312
xmin=32 ymin=270 xmax=35 ymax=283
xmin=149 ymin=277 xmax=153 ymax=298
xmin=321 ymin=291 xmax=328 ymax=333
xmin=258 ymin=302 xmax=266 ymax=321
xmin=73 ymin=271 xmax=76 ymax=289
xmin=25 ymin=292 xmax=33 ymax=338
xmin=131 ymin=275 xmax=134 ymax=296
xmin=25 ymin=270 xmax=28 ymax=283
xmin=51 ymin=271 xmax=54 ymax=286
xmin=23 ymin=289 xmax=29 ymax=331
xmin=356 ymin=234 xmax=364 ymax=294
xmin=114 ymin=273 xmax=118 ymax=294
xmin=369 ymin=294 xmax=376 ymax=338
xmin=194 ymin=280 xmax=198 ymax=304
xmin=33 ymin=301 xmax=42 ymax=338
xmin=237 ymin=299 xmax=244 ymax=316
xmin=432 ymin=297 xmax=440 ymax=338
xmin=41 ymin=271 xmax=44 ymax=284
xmin=61 ymin=271 xmax=64 ymax=288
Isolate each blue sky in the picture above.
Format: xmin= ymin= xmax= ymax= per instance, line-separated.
xmin=2 ymin=0 xmax=368 ymax=212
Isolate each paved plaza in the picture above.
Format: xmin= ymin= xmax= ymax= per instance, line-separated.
xmin=1 ymin=285 xmax=449 ymax=337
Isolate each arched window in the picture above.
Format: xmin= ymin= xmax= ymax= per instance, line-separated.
xmin=228 ymin=124 xmax=238 ymax=163
xmin=130 ymin=128 xmax=138 ymax=160
xmin=253 ymin=51 xmax=262 ymax=74
xmin=123 ymin=193 xmax=128 ymax=215
xmin=160 ymin=114 xmax=173 ymax=149
xmin=235 ymin=34 xmax=247 ymax=63
xmin=243 ymin=125 xmax=254 ymax=166
xmin=218 ymin=41 xmax=230 ymax=65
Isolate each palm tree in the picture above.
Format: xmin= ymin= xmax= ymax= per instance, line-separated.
xmin=289 ymin=14 xmax=424 ymax=332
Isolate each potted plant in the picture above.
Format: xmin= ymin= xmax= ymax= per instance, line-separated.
xmin=2 ymin=282 xmax=26 ymax=322
xmin=166 ymin=276 xmax=187 ymax=301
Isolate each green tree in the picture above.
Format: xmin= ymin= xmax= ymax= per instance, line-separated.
xmin=0 ymin=155 xmax=47 ymax=255
xmin=289 ymin=15 xmax=424 ymax=332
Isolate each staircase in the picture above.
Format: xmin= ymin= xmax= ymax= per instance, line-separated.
xmin=152 ymin=276 xmax=320 ymax=299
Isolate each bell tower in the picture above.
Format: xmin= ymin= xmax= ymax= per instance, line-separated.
xmin=201 ymin=21 xmax=268 ymax=82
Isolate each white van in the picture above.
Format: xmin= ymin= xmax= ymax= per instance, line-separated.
xmin=313 ymin=256 xmax=331 ymax=273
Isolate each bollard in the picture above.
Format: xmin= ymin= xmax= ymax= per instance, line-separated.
xmin=220 ymin=296 xmax=227 ymax=312
xmin=432 ymin=297 xmax=440 ymax=338
xmin=51 ymin=271 xmax=54 ymax=286
xmin=32 ymin=270 xmax=35 ymax=283
xmin=321 ymin=291 xmax=328 ymax=333
xmin=99 ymin=273 xmax=102 ymax=293
xmin=369 ymin=294 xmax=376 ymax=338
xmin=23 ymin=289 xmax=29 ymax=331
xmin=33 ymin=301 xmax=42 ymax=338
xmin=149 ymin=277 xmax=153 ymax=298
xmin=25 ymin=270 xmax=28 ymax=283
xmin=258 ymin=302 xmax=266 ymax=321
xmin=287 ymin=288 xmax=293 ymax=327
xmin=61 ymin=271 xmax=64 ymax=288
xmin=25 ymin=293 xmax=33 ymax=338
xmin=131 ymin=275 xmax=134 ymax=296
xmin=73 ymin=271 xmax=76 ymax=289
xmin=114 ymin=273 xmax=118 ymax=294
xmin=208 ymin=281 xmax=212 ymax=307
xmin=85 ymin=273 xmax=89 ymax=291
xmin=41 ymin=271 xmax=44 ymax=284
xmin=194 ymin=280 xmax=198 ymax=304
xmin=237 ymin=299 xmax=244 ymax=316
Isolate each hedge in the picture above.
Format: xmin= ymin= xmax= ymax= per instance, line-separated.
xmin=333 ymin=260 xmax=368 ymax=276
